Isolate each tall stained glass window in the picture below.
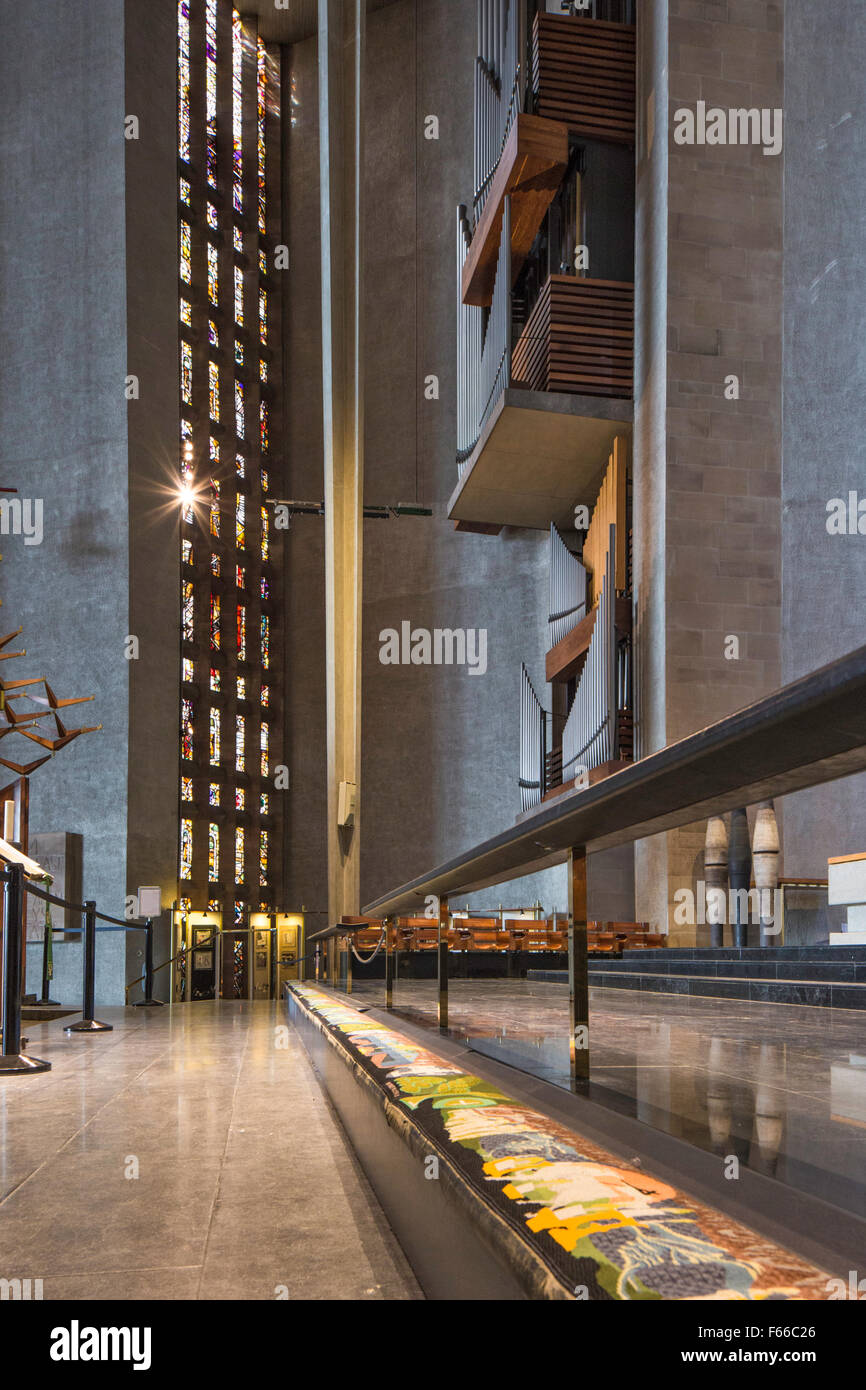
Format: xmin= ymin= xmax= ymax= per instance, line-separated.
xmin=181 ymin=820 xmax=194 ymax=880
xmin=180 ymin=222 xmax=192 ymax=283
xmin=182 ymin=700 xmax=195 ymax=761
xmin=182 ymin=584 xmax=194 ymax=642
xmin=181 ymin=343 xmax=192 ymax=404
xmin=177 ymin=0 xmax=280 ymax=920
xmin=234 ymin=380 xmax=245 ymax=438
xmin=235 ymin=716 xmax=245 ymax=772
xmin=235 ymin=828 xmax=245 ymax=884
xmin=259 ymin=288 xmax=268 ymax=342
xmin=234 ymin=266 xmax=244 ymax=327
xmin=206 ymin=0 xmax=218 ymax=188
xmin=260 ymin=723 xmax=269 ymax=777
xmin=208 ymin=244 xmax=219 ymax=305
xmin=232 ymin=11 xmax=243 ymax=211
xmin=257 ymin=38 xmax=267 ymax=232
xmin=259 ymin=831 xmax=268 ymax=886
xmin=178 ymin=1 xmax=191 ymax=161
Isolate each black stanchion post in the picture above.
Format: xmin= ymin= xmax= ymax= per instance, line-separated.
xmin=36 ymin=905 xmax=60 ymax=1007
xmin=133 ymin=919 xmax=164 ymax=1008
xmin=0 ymin=866 xmax=50 ymax=1073
xmin=65 ymin=900 xmax=113 ymax=1034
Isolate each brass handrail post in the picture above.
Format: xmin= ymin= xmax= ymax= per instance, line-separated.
xmin=438 ymin=895 xmax=449 ymax=1031
xmin=568 ymin=846 xmax=589 ymax=1089
xmin=385 ymin=916 xmax=394 ymax=1010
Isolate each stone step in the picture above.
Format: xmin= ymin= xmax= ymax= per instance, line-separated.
xmin=590 ymin=958 xmax=866 ymax=982
xmin=591 ymin=971 xmax=866 ymax=1009
xmin=527 ymin=968 xmax=866 ymax=1009
xmin=621 ymin=945 xmax=866 ymax=961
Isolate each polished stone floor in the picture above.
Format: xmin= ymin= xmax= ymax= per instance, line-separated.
xmin=0 ymin=1002 xmax=421 ymax=1300
xmin=350 ymin=977 xmax=866 ymax=1219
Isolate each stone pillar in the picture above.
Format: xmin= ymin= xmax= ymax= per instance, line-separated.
xmin=319 ymin=0 xmax=365 ymax=922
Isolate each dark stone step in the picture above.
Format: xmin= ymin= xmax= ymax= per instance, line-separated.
xmin=589 ymin=958 xmax=866 ymax=982
xmin=589 ymin=971 xmax=866 ymax=1009
xmin=527 ymin=968 xmax=866 ymax=1008
xmin=621 ymin=945 xmax=866 ymax=961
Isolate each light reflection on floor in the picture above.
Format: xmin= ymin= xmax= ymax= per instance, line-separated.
xmin=350 ymin=977 xmax=866 ymax=1219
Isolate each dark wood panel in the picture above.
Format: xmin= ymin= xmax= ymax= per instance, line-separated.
xmin=532 ymin=13 xmax=636 ymax=145
xmin=512 ymin=275 xmax=633 ymax=400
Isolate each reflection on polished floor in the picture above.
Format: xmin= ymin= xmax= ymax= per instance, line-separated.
xmin=0 ymin=1003 xmax=420 ymax=1301
xmin=351 ymin=979 xmax=866 ymax=1220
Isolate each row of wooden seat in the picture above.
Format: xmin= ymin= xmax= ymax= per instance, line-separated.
xmin=340 ymin=916 xmax=665 ymax=955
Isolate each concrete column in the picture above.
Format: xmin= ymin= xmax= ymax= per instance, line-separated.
xmin=318 ymin=0 xmax=365 ymax=922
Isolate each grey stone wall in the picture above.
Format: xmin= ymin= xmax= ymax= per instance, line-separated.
xmin=124 ymin=0 xmax=183 ymax=990
xmin=778 ymin=0 xmax=866 ymax=895
xmin=635 ymin=0 xmax=785 ymax=941
xmin=0 ymin=0 xmax=130 ymax=1002
xmin=279 ymin=1 xmax=569 ymax=920
xmin=359 ymin=0 xmax=565 ymax=915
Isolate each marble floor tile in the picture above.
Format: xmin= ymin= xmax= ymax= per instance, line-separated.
xmin=0 ymin=1002 xmax=422 ymax=1301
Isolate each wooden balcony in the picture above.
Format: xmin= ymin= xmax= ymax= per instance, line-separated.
xmin=512 ymin=275 xmax=633 ymax=398
xmin=532 ymin=12 xmax=636 ymax=145
xmin=461 ymin=113 xmax=568 ymax=308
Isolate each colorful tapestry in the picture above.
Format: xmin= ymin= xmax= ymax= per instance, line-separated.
xmin=291 ymin=985 xmax=831 ymax=1302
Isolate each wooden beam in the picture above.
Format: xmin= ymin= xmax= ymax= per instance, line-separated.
xmin=453 ymin=519 xmax=503 ymax=536
xmin=461 ymin=114 xmax=568 ymax=308
xmin=546 ymin=596 xmax=631 ymax=684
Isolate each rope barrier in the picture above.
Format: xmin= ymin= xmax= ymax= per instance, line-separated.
xmin=350 ymin=928 xmax=386 ymax=965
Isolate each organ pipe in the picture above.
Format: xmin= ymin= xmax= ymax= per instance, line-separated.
xmin=548 ymin=524 xmax=588 ymax=647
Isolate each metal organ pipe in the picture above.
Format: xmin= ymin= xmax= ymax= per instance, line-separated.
xmin=519 ymin=664 xmax=545 ymax=813
xmin=549 ymin=524 xmax=588 ymax=648
xmin=561 ymin=524 xmax=617 ymax=781
xmin=473 ymin=0 xmax=520 ymax=218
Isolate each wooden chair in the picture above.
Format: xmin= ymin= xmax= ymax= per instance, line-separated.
xmin=593 ymin=932 xmax=618 ymax=952
xmin=467 ymin=918 xmax=500 ymax=951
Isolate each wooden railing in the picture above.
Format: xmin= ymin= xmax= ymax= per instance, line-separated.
xmin=512 ymin=274 xmax=633 ymax=398
xmin=348 ymin=918 xmax=662 ymax=956
xmin=531 ymin=11 xmax=636 ymax=145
